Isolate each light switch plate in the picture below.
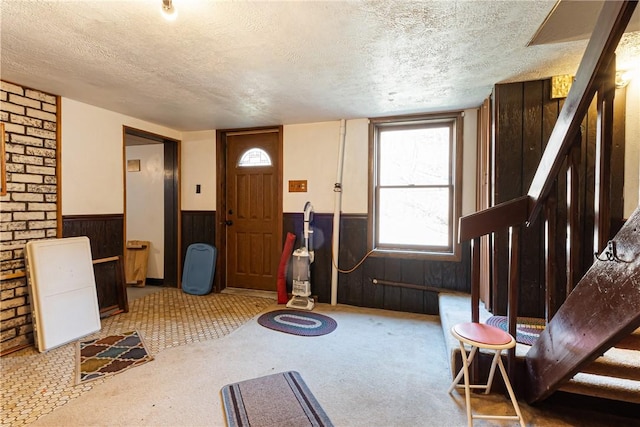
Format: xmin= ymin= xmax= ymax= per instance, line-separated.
xmin=288 ymin=180 xmax=307 ymax=192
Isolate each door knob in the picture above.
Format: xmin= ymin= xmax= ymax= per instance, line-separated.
xmin=225 ymin=220 xmax=233 ymax=226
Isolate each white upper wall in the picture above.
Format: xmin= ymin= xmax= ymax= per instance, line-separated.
xmin=624 ymin=77 xmax=640 ymax=217
xmin=181 ymin=130 xmax=216 ymax=211
xmin=283 ymin=111 xmax=478 ymax=214
xmin=61 ymin=100 xmax=478 ymax=216
xmin=125 ymin=144 xmax=164 ymax=278
xmin=61 ymin=98 xmax=180 ymax=215
xmin=461 ymin=110 xmax=478 ymax=216
xmin=283 ymin=120 xmax=369 ymax=213
xmin=61 ymin=94 xmax=637 ymax=220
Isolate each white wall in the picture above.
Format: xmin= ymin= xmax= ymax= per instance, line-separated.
xmin=61 ymin=98 xmax=181 ymax=215
xmin=283 ymin=111 xmax=478 ymax=214
xmin=125 ymin=144 xmax=164 ymax=278
xmin=181 ymin=130 xmax=216 ymax=210
xmin=461 ymin=110 xmax=478 ymax=216
xmin=624 ymin=77 xmax=640 ymax=217
xmin=61 ymin=88 xmax=637 ymax=239
xmin=61 ymin=98 xmax=478 ymax=219
xmin=283 ymin=120 xmax=368 ymax=213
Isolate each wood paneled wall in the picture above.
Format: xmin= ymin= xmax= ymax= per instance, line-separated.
xmin=62 ymin=214 xmax=124 ymax=311
xmin=284 ymin=213 xmax=470 ymax=314
xmin=60 ymin=209 xmax=468 ymax=315
xmin=181 ymin=210 xmax=217 ymax=288
xmin=492 ymin=79 xmax=626 ymax=318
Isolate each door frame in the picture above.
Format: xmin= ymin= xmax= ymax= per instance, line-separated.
xmin=122 ymin=126 xmax=182 ymax=287
xmin=215 ymin=126 xmax=283 ymax=292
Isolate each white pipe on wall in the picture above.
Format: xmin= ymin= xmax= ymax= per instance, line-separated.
xmin=331 ymin=119 xmax=347 ymax=305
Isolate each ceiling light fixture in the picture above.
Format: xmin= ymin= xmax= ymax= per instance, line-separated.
xmin=161 ymin=0 xmax=177 ymax=21
xmin=615 ymin=70 xmax=634 ymax=89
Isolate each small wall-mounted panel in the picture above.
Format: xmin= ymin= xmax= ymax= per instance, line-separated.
xmin=127 ymin=159 xmax=141 ymax=172
xmin=550 ymin=75 xmax=573 ymax=99
xmin=289 ymin=180 xmax=308 ymax=192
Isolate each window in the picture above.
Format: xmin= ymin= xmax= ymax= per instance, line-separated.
xmin=238 ymin=148 xmax=272 ymax=167
xmin=369 ymin=112 xmax=463 ymax=260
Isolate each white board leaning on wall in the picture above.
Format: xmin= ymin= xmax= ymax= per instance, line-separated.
xmin=25 ymin=236 xmax=101 ymax=352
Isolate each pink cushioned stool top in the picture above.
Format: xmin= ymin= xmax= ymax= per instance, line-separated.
xmin=453 ymin=322 xmax=513 ymax=346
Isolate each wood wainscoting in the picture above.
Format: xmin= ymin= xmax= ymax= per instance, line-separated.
xmin=492 ymin=79 xmax=626 ymax=318
xmin=283 ymin=213 xmax=470 ymax=314
xmin=62 ymin=214 xmax=125 ymax=313
xmin=181 ymin=210 xmax=217 ymax=289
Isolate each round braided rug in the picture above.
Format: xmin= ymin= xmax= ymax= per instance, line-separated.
xmin=257 ymin=310 xmax=337 ymax=336
xmin=486 ymin=316 xmax=546 ymax=346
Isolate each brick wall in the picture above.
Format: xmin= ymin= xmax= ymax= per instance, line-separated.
xmin=0 ymin=80 xmax=59 ymax=353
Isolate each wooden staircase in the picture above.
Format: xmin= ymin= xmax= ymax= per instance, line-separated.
xmin=561 ymin=328 xmax=640 ymax=404
xmin=526 ymin=207 xmax=640 ymax=402
xmin=456 ymin=0 xmax=639 ymax=406
xmin=438 ymin=295 xmax=640 ymax=404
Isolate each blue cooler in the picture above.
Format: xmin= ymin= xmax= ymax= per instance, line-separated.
xmin=182 ymin=243 xmax=216 ymax=295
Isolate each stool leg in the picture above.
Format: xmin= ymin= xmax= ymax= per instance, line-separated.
xmin=458 ymin=341 xmax=473 ymax=427
xmin=496 ymin=354 xmax=525 ymax=427
xmin=484 ymin=349 xmax=501 ymax=394
xmin=448 ymin=346 xmax=478 ymax=394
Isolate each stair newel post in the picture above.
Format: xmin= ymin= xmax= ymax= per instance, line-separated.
xmin=507 ymin=224 xmax=521 ymax=380
xmin=544 ymin=191 xmax=558 ymax=323
xmin=594 ymin=54 xmax=616 ymax=254
xmin=471 ymin=237 xmax=481 ymax=324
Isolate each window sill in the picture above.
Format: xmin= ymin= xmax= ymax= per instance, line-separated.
xmin=370 ymin=248 xmax=461 ymax=262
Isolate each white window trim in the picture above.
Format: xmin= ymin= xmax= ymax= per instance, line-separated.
xmin=368 ymin=111 xmax=464 ymax=261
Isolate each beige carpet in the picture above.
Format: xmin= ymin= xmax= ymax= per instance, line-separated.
xmin=31 ymin=304 xmax=635 ymax=427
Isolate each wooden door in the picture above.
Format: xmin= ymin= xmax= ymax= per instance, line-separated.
xmin=225 ymin=131 xmax=280 ymax=291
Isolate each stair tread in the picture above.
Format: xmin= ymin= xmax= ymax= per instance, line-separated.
xmin=581 ymin=347 xmax=640 ymax=380
xmin=616 ymin=327 xmax=640 ymax=350
xmin=561 ymin=372 xmax=640 ymax=404
xmin=439 ymin=293 xmax=640 ymax=398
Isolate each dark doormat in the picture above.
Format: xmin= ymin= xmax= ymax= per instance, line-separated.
xmin=221 ymin=371 xmax=333 ymax=427
xmin=257 ymin=310 xmax=337 ymax=337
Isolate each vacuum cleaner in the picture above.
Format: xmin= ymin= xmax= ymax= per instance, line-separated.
xmin=286 ymin=202 xmax=315 ymax=310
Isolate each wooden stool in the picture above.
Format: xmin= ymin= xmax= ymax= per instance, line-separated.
xmin=447 ymin=322 xmax=525 ymax=427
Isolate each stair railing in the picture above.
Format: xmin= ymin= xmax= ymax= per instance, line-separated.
xmin=458 ymin=0 xmax=637 ymax=396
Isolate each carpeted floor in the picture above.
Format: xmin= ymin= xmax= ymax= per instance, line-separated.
xmin=27 ymin=303 xmax=639 ymax=427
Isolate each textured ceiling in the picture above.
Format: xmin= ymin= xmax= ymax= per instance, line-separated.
xmin=1 ymin=1 xmax=638 ymax=131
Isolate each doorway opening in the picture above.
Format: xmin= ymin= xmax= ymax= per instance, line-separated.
xmin=216 ymin=126 xmax=283 ymax=292
xmin=123 ymin=126 xmax=181 ymax=288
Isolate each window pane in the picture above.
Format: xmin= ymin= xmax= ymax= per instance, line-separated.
xmin=379 ymin=127 xmax=450 ymax=186
xmin=238 ymin=148 xmax=272 ymax=167
xmin=378 ymin=187 xmax=449 ymax=246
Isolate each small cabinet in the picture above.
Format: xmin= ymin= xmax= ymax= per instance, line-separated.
xmin=125 ymin=240 xmax=150 ymax=287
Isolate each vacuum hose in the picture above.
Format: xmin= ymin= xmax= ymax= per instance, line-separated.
xmin=303 ymin=201 xmax=314 ymax=262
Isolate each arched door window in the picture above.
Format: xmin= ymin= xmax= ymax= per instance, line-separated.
xmin=237 ymin=148 xmax=272 ymax=167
